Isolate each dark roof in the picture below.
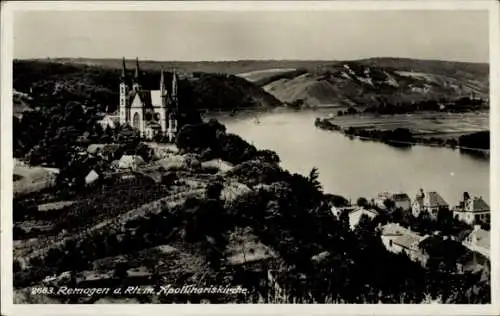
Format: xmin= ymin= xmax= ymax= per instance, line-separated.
xmin=471 ymin=197 xmax=489 ymax=212
xmin=426 ymin=191 xmax=448 ymax=207
xmin=392 ymin=193 xmax=410 ymax=201
xmin=136 ymin=91 xmax=153 ymax=107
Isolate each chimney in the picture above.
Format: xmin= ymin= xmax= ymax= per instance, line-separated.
xmin=463 ymin=192 xmax=470 ymax=201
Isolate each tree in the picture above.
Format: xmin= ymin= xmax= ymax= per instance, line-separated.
xmin=308 ymin=167 xmax=322 ymax=192
xmin=356 ymin=197 xmax=369 ymax=208
xmin=113 ymin=262 xmax=129 ymax=280
xmin=206 ymin=181 xmax=224 ymax=200
xmin=383 ymin=199 xmax=396 ymax=210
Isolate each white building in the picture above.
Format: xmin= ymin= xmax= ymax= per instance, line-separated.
xmin=115 ymin=57 xmax=180 ymax=141
xmin=118 ymin=155 xmax=145 ymax=170
xmin=96 ymin=115 xmax=116 ymax=130
xmin=85 ymin=169 xmax=100 ymax=185
xmin=462 ymin=225 xmax=490 ymax=259
xmin=411 ymin=189 xmax=449 ymax=219
xmin=331 ymin=206 xmax=379 ymax=230
xmin=453 ymin=192 xmax=490 ymax=225
xmin=379 ymin=223 xmax=429 ymax=266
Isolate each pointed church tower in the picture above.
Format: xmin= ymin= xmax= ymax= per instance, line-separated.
xmin=167 ymin=69 xmax=179 ymax=142
xmin=171 ymin=69 xmax=178 ymax=111
xmin=133 ymin=57 xmax=141 ymax=91
xmin=119 ymin=57 xmax=128 ymax=125
xmin=159 ymin=67 xmax=168 ymax=134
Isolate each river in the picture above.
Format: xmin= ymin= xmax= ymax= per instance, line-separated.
xmin=219 ymin=109 xmax=490 ymax=206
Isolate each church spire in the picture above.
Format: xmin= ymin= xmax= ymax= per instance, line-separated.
xmin=134 ymin=57 xmax=140 ymax=79
xmin=121 ymin=57 xmax=127 ymax=81
xmin=160 ymin=66 xmax=165 ymax=92
xmin=133 ymin=57 xmax=141 ymax=91
xmin=171 ymin=68 xmax=178 ymax=110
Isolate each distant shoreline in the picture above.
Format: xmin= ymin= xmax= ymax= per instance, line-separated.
xmin=314 ymin=117 xmax=490 ymax=156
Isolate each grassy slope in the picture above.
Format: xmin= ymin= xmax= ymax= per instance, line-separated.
xmin=261 ymin=59 xmax=489 ymax=107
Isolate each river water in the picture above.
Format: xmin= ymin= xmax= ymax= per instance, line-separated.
xmin=219 ymin=109 xmax=490 ymax=206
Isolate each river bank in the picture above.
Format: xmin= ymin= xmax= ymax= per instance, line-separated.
xmin=314 ymin=115 xmax=490 ymax=158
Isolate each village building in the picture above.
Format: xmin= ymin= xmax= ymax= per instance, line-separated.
xmin=96 ymin=114 xmax=116 ymax=130
xmin=85 ymin=169 xmax=100 ymax=185
xmin=456 ymin=249 xmax=490 ymax=275
xmin=462 ymin=225 xmax=490 ymax=259
xmin=411 ymin=189 xmax=449 ymax=219
xmin=453 ymin=192 xmax=490 ymax=225
xmin=374 ymin=192 xmax=392 ymax=209
xmin=392 ymin=193 xmax=411 ymax=211
xmin=109 ymin=57 xmax=181 ymax=141
xmin=379 ymin=223 xmax=429 ymax=266
xmin=330 ymin=206 xmax=379 ymax=229
xmin=374 ymin=192 xmax=411 ymax=211
xmin=117 ymin=155 xmax=145 ymax=170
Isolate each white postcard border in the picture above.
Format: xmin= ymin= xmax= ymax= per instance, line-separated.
xmin=1 ymin=1 xmax=499 ymax=315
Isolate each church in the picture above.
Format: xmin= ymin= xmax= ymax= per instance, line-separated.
xmin=116 ymin=57 xmax=180 ymax=142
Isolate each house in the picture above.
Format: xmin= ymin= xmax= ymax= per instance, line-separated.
xmin=379 ymin=223 xmax=428 ymax=266
xmin=85 ymin=169 xmax=100 ymax=185
xmin=392 ymin=193 xmax=411 ymax=211
xmin=419 ymin=234 xmax=489 ymax=274
xmin=88 ymin=144 xmax=122 ymax=161
xmin=373 ymin=192 xmax=411 ymax=211
xmin=118 ymin=155 xmax=145 ymax=170
xmin=330 ymin=206 xmax=357 ymax=218
xmin=411 ymin=189 xmax=449 ymax=219
xmin=374 ymin=192 xmax=392 ymax=209
xmin=347 ymin=208 xmax=379 ymax=230
xmin=330 ymin=206 xmax=379 ymax=229
xmin=453 ymin=192 xmax=490 ymax=225
xmin=462 ymin=225 xmax=490 ymax=259
xmin=394 ymin=233 xmax=430 ymax=266
xmin=97 ymin=115 xmax=117 ymax=130
xmin=87 ymin=144 xmax=106 ymax=155
xmin=456 ymin=249 xmax=490 ymax=274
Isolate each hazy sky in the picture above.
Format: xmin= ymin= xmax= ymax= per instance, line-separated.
xmin=14 ymin=10 xmax=489 ymax=62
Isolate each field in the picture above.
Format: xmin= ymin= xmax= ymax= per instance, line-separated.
xmin=13 ymin=164 xmax=59 ymax=197
xmin=327 ymin=111 xmax=489 ymax=139
xmin=236 ymin=68 xmax=297 ymax=82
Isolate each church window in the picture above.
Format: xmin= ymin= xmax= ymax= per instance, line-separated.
xmin=154 ymin=112 xmax=161 ymax=121
xmin=132 ymin=112 xmax=141 ymax=130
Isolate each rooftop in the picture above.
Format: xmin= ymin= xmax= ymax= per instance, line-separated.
xmin=426 ymin=191 xmax=448 ymax=207
xmin=415 ymin=191 xmax=448 ymax=208
xmin=380 ymin=223 xmax=413 ymax=236
xmin=466 ymin=227 xmax=490 ymax=250
xmin=393 ymin=233 xmax=422 ymax=250
xmin=470 ymin=197 xmax=490 ymax=212
xmin=392 ymin=193 xmax=410 ymax=201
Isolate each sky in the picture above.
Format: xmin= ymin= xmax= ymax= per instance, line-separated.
xmin=13 ymin=10 xmax=489 ymax=62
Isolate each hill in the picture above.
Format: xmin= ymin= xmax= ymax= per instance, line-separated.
xmin=258 ymin=58 xmax=489 ymax=108
xmin=13 ymin=60 xmax=282 ymax=113
xmin=27 ymin=58 xmax=335 ymax=75
xmin=17 ymin=57 xmax=488 ymax=110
